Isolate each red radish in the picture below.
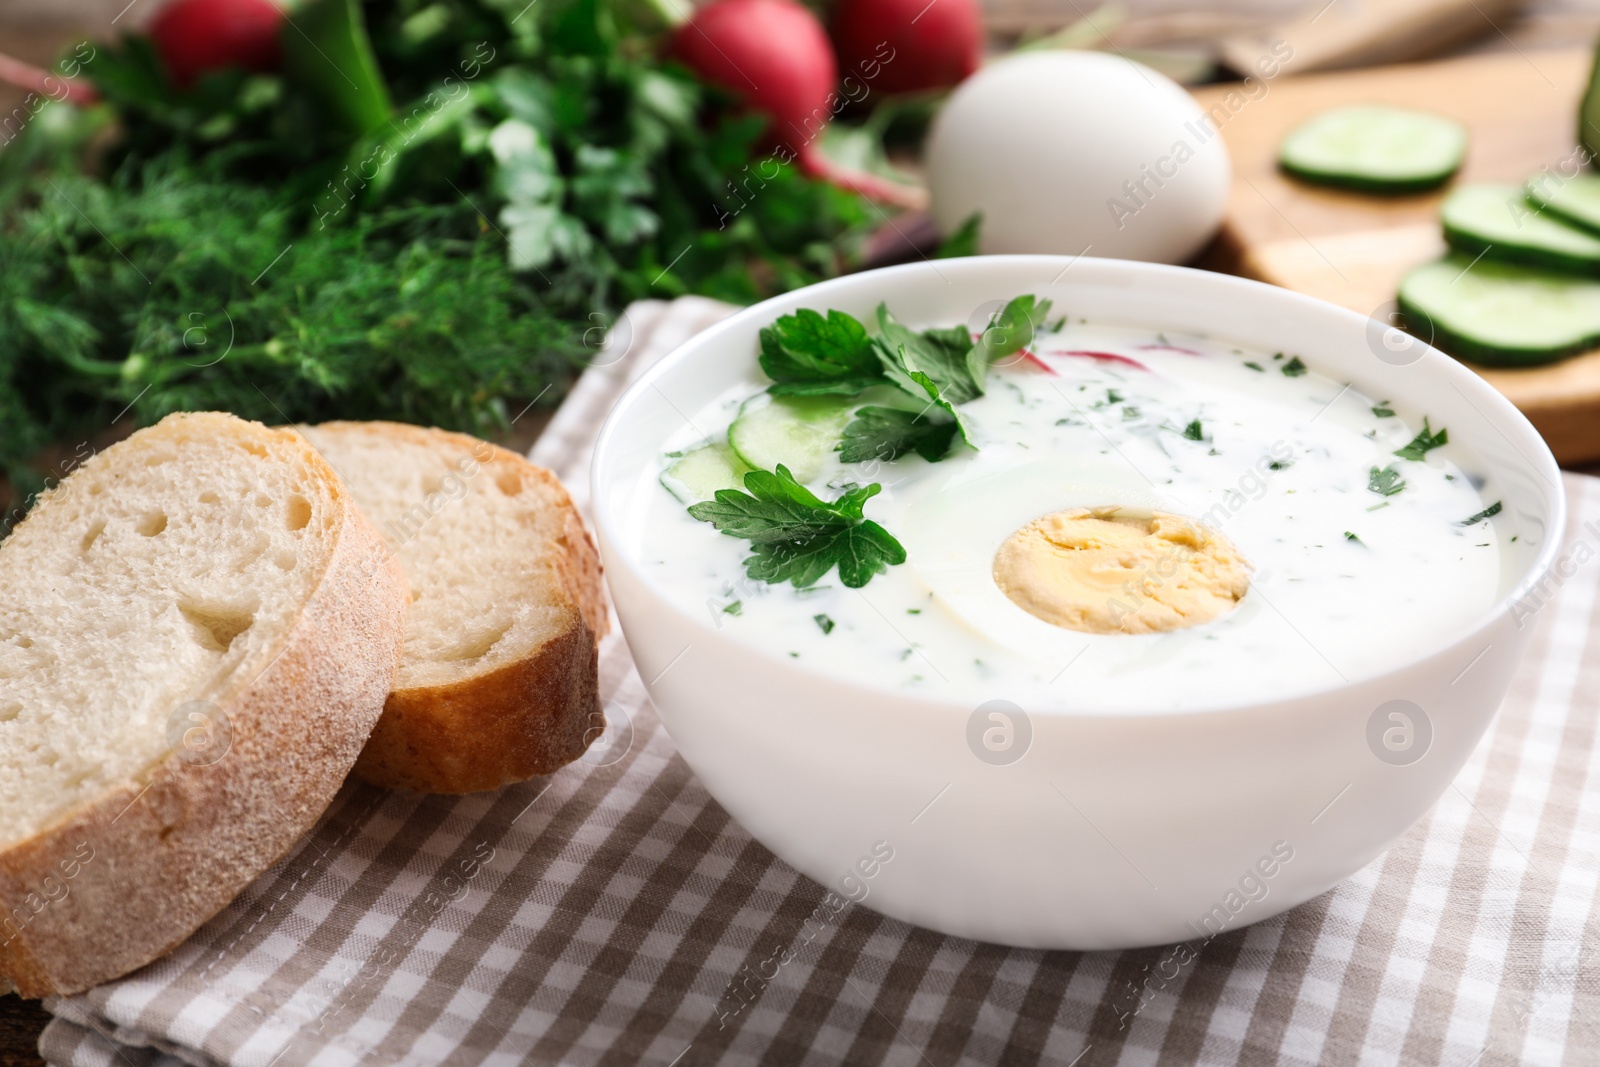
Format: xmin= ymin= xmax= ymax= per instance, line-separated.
xmin=1061 ymin=351 xmax=1149 ymax=371
xmin=670 ymin=0 xmax=923 ymax=208
xmin=148 ymin=0 xmax=285 ymax=90
xmin=0 ymin=51 xmax=99 ymax=106
xmin=830 ymin=0 xmax=982 ymax=96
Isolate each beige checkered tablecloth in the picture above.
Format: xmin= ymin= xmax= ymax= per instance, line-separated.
xmin=38 ymin=297 xmax=1600 ymax=1066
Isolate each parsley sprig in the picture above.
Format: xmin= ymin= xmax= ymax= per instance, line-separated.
xmin=686 ymin=466 xmax=906 ymax=588
xmin=758 ymin=295 xmax=1052 ymax=464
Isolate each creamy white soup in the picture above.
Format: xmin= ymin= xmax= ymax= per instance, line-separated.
xmin=622 ymin=314 xmax=1507 ymax=712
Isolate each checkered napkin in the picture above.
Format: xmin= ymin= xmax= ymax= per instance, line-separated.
xmin=39 ymin=297 xmax=1600 ymax=1067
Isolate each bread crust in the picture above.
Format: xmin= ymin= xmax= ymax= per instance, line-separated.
xmin=306 ymin=422 xmax=609 ymax=795
xmin=0 ymin=414 xmax=406 ymax=997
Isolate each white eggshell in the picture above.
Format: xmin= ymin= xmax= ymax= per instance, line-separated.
xmin=926 ymin=51 xmax=1232 ymax=264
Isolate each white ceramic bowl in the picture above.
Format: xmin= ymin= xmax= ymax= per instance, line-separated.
xmin=590 ymin=256 xmax=1565 ymax=949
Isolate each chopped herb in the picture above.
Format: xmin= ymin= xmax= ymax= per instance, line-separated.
xmin=907 ymin=608 xmax=922 ymax=614
xmin=1394 ymin=418 xmax=1448 ymax=461
xmin=789 ymin=652 xmax=800 ymax=658
xmin=1046 ymin=316 xmax=1067 ymax=333
xmin=1344 ymin=531 xmax=1363 ymax=544
xmin=1512 ymin=535 xmax=1519 ymax=542
xmin=1122 ymin=406 xmax=1141 ymax=420
xmin=1268 ymin=459 xmax=1293 ymax=471
xmin=758 ymin=308 xmax=885 ymax=397
xmin=1372 ymin=403 xmax=1396 ymax=418
xmin=1244 ymin=361 xmax=1265 ymax=372
xmin=1107 ymin=389 xmax=1124 ymax=404
xmin=722 ymin=600 xmax=743 ymax=615
xmin=813 ymin=613 xmax=835 ymax=635
xmin=1457 ymin=501 xmax=1503 ymax=525
xmin=1368 ymin=465 xmax=1406 ymax=497
xmin=1273 ymin=352 xmax=1285 ymax=360
xmin=1183 ymin=419 xmax=1204 ymax=441
xmin=837 ymin=406 xmax=958 ymax=464
xmin=1281 ymin=356 xmax=1308 ymax=377
xmin=687 ymin=466 xmax=906 ymax=588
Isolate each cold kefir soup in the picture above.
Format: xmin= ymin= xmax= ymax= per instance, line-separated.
xmin=625 ymin=296 xmax=1506 ymax=712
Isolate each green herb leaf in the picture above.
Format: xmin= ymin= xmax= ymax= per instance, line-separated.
xmin=686 ymin=465 xmax=906 ymax=588
xmin=1243 ymin=361 xmax=1265 ymax=372
xmin=759 ymin=308 xmax=885 ymax=396
xmin=935 ymin=213 xmax=981 ymax=258
xmin=1393 ymin=418 xmax=1448 ymax=461
xmin=722 ymin=600 xmax=742 ymax=615
xmin=814 ymin=613 xmax=835 ymax=634
xmin=1282 ymin=356 xmax=1308 ymax=377
xmin=874 ymin=304 xmax=985 ymax=403
xmin=1368 ymin=464 xmax=1406 ymax=497
xmin=1458 ymin=501 xmax=1502 ymax=525
xmin=838 ymin=406 xmax=959 ymax=463
xmin=1372 ymin=403 xmax=1396 ymax=418
xmin=1344 ymin=531 xmax=1363 ymax=544
xmin=975 ymin=294 xmax=1054 ymax=365
xmin=1183 ymin=418 xmax=1204 ymax=441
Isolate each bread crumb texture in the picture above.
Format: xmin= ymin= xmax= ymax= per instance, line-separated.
xmin=0 ymin=413 xmax=339 ymax=846
xmin=993 ymin=508 xmax=1252 ymax=634
xmin=301 ymin=422 xmax=606 ymax=692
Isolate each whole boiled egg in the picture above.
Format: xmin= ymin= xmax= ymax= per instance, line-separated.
xmin=925 ymin=51 xmax=1231 ymax=264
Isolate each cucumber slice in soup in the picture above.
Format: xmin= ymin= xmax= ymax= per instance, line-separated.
xmin=661 ymin=443 xmax=753 ymax=503
xmin=1277 ymin=106 xmax=1466 ymax=193
xmin=1525 ymin=174 xmax=1600 ymax=235
xmin=1398 ymin=255 xmax=1600 ymax=366
xmin=727 ymin=395 xmax=857 ymax=482
xmin=1441 ymin=184 xmax=1600 ymax=275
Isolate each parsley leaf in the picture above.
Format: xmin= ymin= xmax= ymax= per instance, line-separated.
xmin=1344 ymin=531 xmax=1364 ymax=544
xmin=1372 ymin=403 xmax=1396 ymax=418
xmin=1183 ymin=418 xmax=1204 ymax=441
xmin=1368 ymin=464 xmax=1406 ymax=497
xmin=1282 ymin=356 xmax=1308 ymax=377
xmin=838 ymin=406 xmax=959 ymax=463
xmin=976 ymin=294 xmax=1054 ymax=365
xmin=874 ymin=304 xmax=985 ymax=403
xmin=935 ymin=213 xmax=981 ymax=258
xmin=686 ymin=465 xmax=906 ymax=588
xmin=1243 ymin=361 xmax=1265 ymax=372
xmin=759 ymin=308 xmax=885 ymax=396
xmin=1458 ymin=500 xmax=1502 ymax=525
xmin=814 ymin=613 xmax=835 ymax=634
xmin=1393 ymin=418 xmax=1448 ymax=461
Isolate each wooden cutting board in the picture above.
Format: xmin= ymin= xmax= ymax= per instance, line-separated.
xmin=1192 ymin=48 xmax=1600 ymax=464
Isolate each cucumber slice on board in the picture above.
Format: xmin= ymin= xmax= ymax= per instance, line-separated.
xmin=727 ymin=395 xmax=857 ymax=482
xmin=1277 ymin=106 xmax=1466 ymax=194
xmin=1441 ymin=183 xmax=1600 ymax=275
xmin=1525 ymin=174 xmax=1600 ymax=236
xmin=1398 ymin=255 xmax=1600 ymax=366
xmin=661 ymin=444 xmax=753 ymax=503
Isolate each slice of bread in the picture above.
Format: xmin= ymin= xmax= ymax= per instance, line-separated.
xmin=298 ymin=422 xmax=608 ymax=795
xmin=0 ymin=412 xmax=406 ymax=997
